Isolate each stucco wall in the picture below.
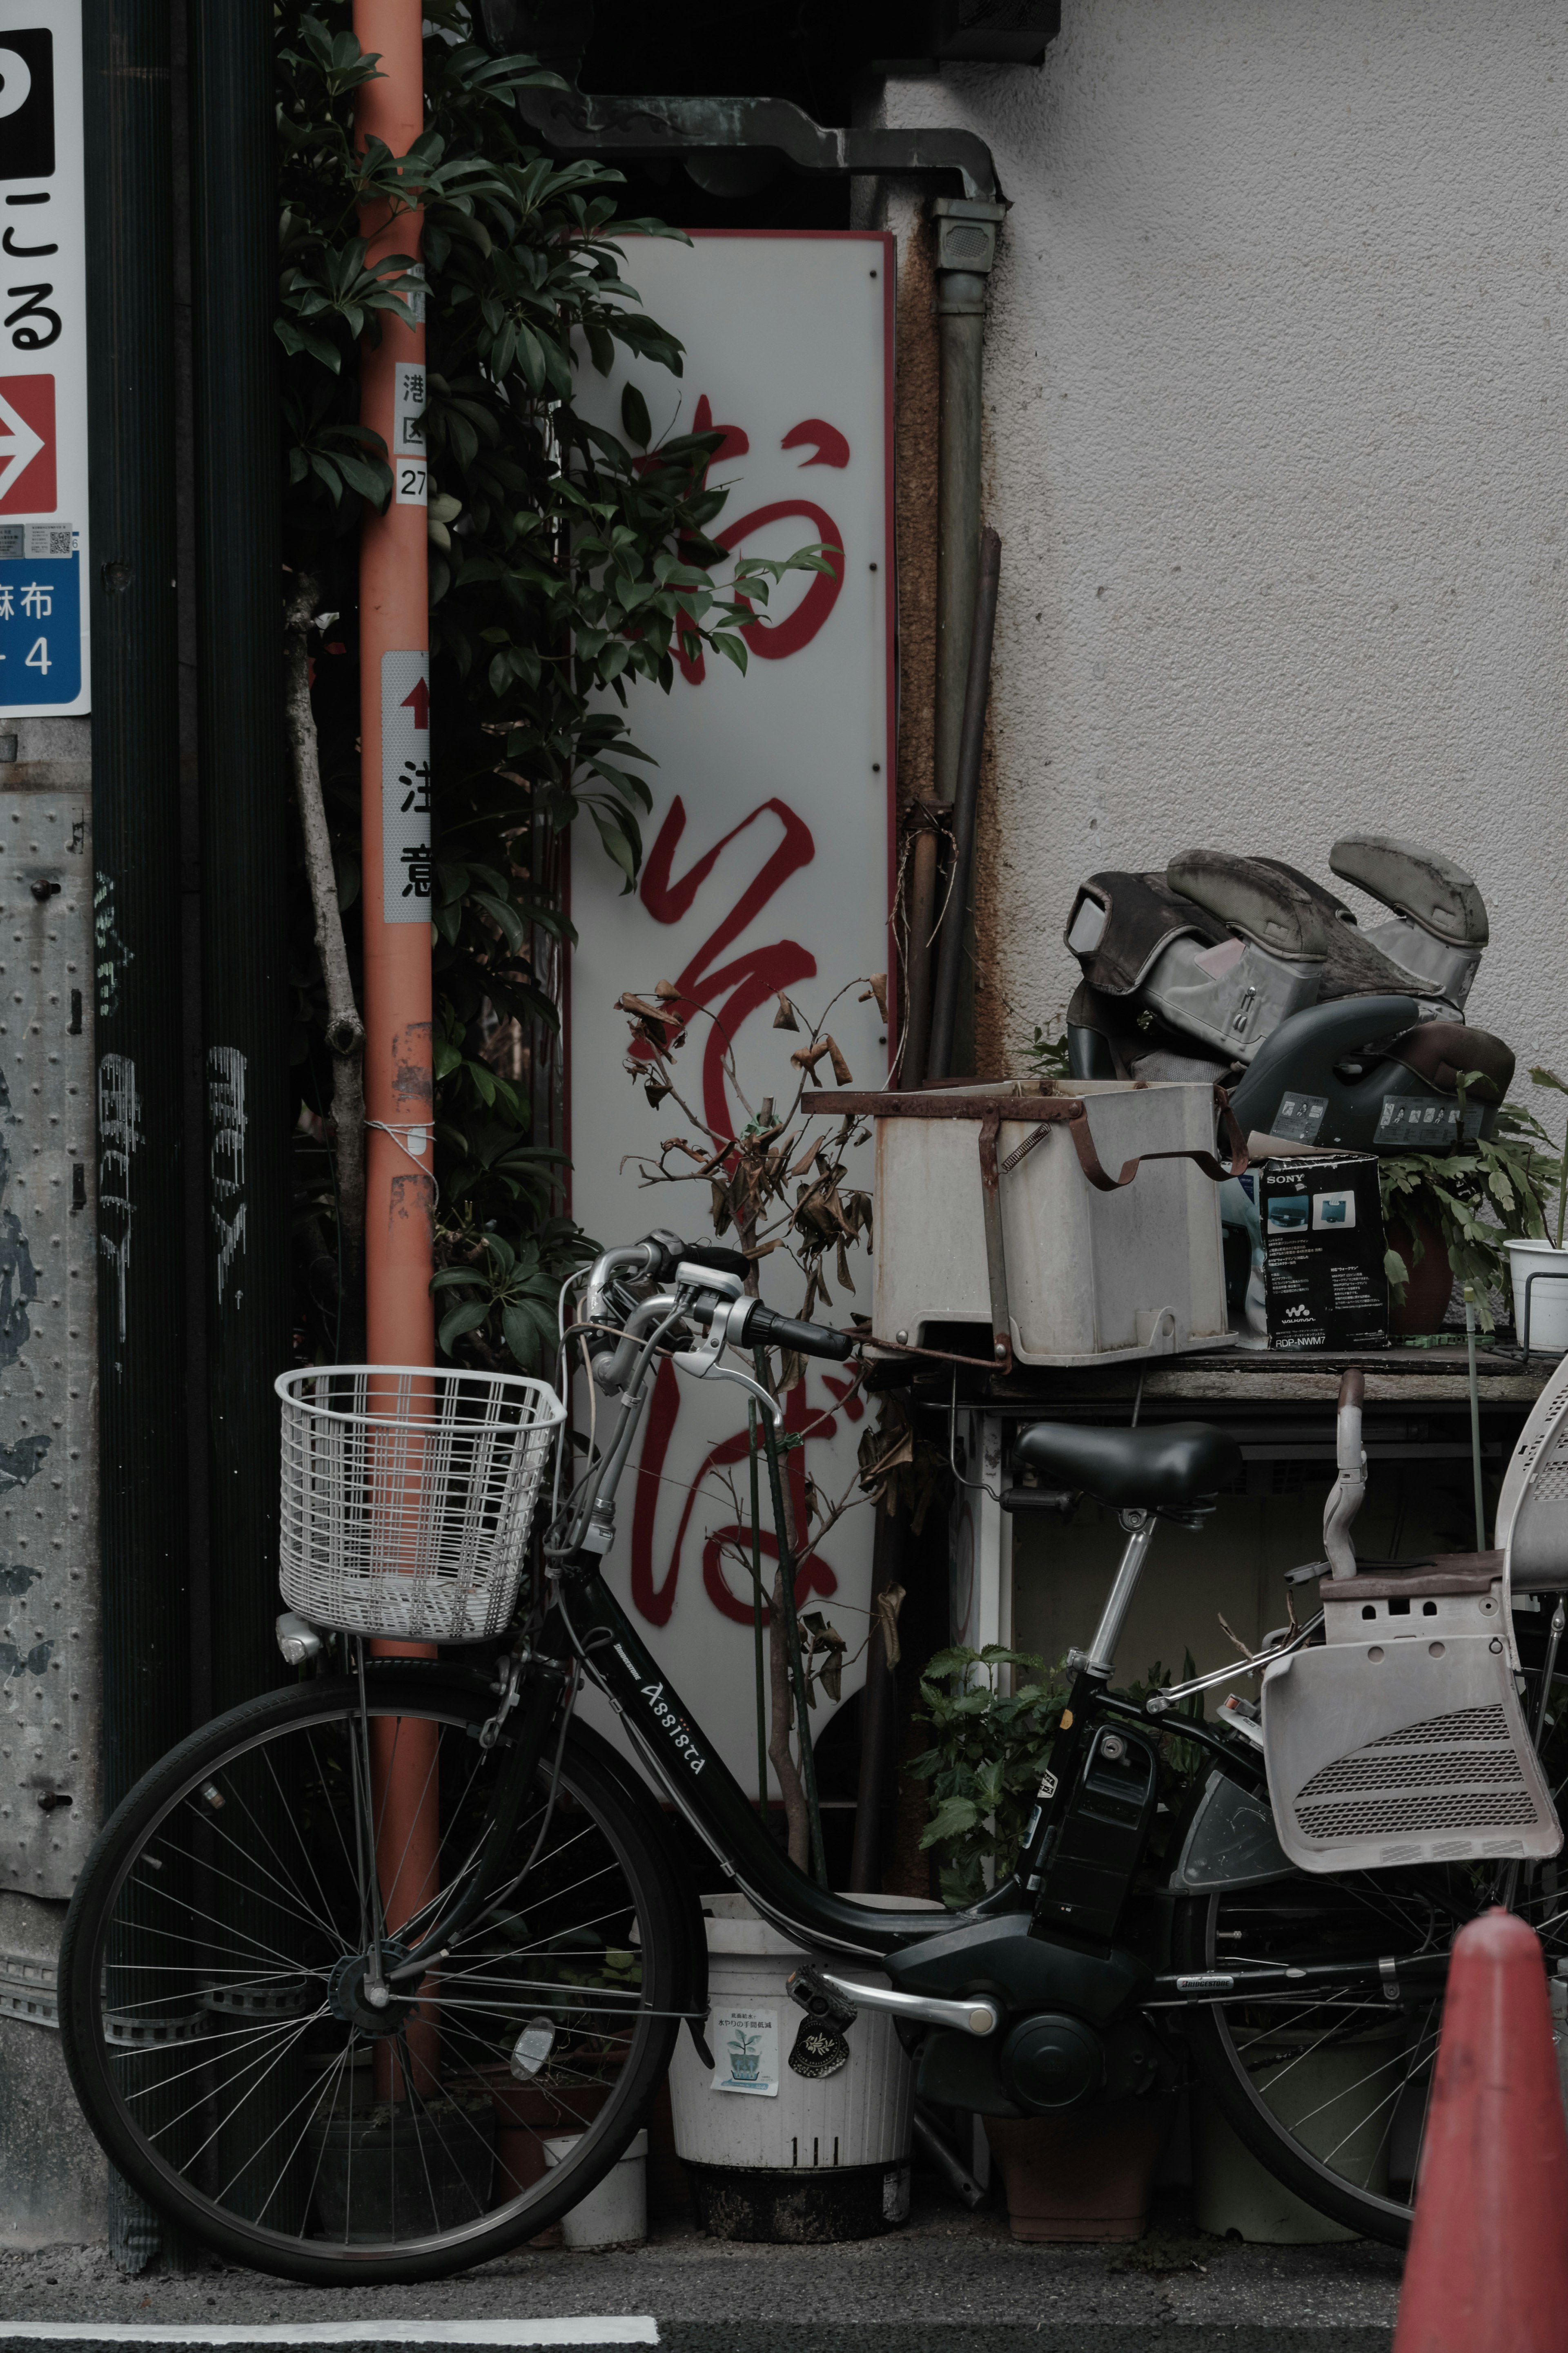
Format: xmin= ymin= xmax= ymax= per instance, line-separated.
xmin=875 ymin=0 xmax=1568 ymax=1092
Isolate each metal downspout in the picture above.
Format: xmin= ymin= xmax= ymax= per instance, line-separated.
xmin=189 ymin=0 xmax=291 ymax=1719
xmin=927 ymin=525 xmax=1002 ymax=1082
xmin=902 ymin=197 xmax=1004 ymax=1088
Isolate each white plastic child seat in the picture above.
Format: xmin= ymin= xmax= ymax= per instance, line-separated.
xmin=275 ymin=1364 xmax=563 ymax=1643
xmin=1495 ymin=1356 xmax=1568 ymax=1586
xmin=1262 ymin=1559 xmax=1559 ymax=1875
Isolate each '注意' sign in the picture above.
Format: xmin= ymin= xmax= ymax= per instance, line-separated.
xmin=0 ymin=4 xmax=87 ymax=716
xmin=569 ymin=232 xmax=894 ymax=1795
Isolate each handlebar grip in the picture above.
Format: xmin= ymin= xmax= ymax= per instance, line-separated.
xmin=746 ymin=1305 xmax=855 ymax=1362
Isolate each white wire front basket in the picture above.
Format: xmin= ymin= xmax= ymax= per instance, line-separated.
xmin=275 ymin=1365 xmax=565 ymax=1644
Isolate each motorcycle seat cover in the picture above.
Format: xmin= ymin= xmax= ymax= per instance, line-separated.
xmin=1329 ymin=836 xmax=1488 ymax=948
xmin=1013 ymin=1420 xmax=1243 ymax=1509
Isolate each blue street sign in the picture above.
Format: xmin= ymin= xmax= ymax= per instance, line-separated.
xmin=0 ymin=554 xmax=80 ymax=705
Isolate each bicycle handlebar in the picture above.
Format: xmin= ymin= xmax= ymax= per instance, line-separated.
xmin=743 ymin=1303 xmax=855 ymax=1362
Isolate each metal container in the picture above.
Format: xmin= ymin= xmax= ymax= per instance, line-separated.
xmin=820 ymin=1080 xmax=1233 ymax=1370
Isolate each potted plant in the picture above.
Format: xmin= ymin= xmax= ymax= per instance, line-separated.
xmin=1506 ymin=1068 xmax=1568 ymax=1354
xmin=1378 ymin=1089 xmax=1551 ymax=1336
xmin=909 ymin=1648 xmax=1200 ymax=2240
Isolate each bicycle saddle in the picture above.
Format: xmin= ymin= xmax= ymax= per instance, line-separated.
xmin=1013 ymin=1420 xmax=1242 ymax=1510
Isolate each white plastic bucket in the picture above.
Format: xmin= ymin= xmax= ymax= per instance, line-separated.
xmin=541 ymin=2128 xmax=648 ymax=2249
xmin=1508 ymin=1240 xmax=1568 ymax=1357
xmin=667 ymin=1893 xmax=933 ymax=2240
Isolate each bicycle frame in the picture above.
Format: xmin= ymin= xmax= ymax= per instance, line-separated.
xmin=487 ymin=1245 xmax=1264 ymax=1972
xmin=388 ymin=1242 xmax=1486 ymax=2005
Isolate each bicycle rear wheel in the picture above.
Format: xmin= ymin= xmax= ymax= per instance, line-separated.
xmin=1174 ymin=1857 xmax=1568 ymax=2245
xmin=59 ymin=1669 xmax=687 ymax=2284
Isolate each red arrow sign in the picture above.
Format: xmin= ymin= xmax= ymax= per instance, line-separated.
xmin=401 ymin=676 xmax=430 ymax=729
xmin=0 ymin=376 xmax=54 ymax=513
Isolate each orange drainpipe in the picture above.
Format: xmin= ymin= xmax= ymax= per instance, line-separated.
xmin=355 ymin=0 xmax=439 ymax=2096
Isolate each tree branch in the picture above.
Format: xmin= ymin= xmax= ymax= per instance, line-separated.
xmin=284 ymin=573 xmax=367 ymax=1337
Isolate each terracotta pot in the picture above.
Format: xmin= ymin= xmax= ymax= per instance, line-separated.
xmin=1388 ymin=1214 xmax=1453 ymax=1336
xmin=984 ymin=2094 xmax=1177 ymax=2242
xmin=479 ymin=2068 xmax=614 ymax=2198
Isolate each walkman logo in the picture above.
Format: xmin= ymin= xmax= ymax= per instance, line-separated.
xmin=0 ymin=32 xmax=54 ymax=181
xmin=1282 ymin=1304 xmax=1313 ymax=1321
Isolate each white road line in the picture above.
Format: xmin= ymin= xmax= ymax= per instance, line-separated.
xmin=0 ymin=2324 xmax=659 ymax=2348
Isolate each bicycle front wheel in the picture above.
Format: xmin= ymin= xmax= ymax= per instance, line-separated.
xmin=59 ymin=1670 xmax=687 ymax=2284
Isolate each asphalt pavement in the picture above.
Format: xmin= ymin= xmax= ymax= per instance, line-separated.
xmin=0 ymin=2195 xmax=1401 ymax=2351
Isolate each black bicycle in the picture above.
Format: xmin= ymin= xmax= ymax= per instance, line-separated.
xmin=58 ymin=1233 xmax=1568 ymax=2280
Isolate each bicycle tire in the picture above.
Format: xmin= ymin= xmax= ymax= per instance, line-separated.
xmin=59 ymin=1670 xmax=688 ymax=2284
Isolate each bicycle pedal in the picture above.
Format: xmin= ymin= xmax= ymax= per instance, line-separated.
xmin=785 ymin=1962 xmax=857 ymax=2079
xmin=786 ymin=1961 xmax=859 ymax=2029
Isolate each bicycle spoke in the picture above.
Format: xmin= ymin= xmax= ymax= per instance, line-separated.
xmin=1187 ymin=1861 xmax=1494 ymax=2240
xmin=276 ymin=2037 xmax=358 ymax=2239
xmin=117 ymin=1870 xmax=322 ymax=1983
xmin=120 ymin=2010 xmax=323 ymax=2112
xmin=208 ymin=2012 xmax=350 ymax=2208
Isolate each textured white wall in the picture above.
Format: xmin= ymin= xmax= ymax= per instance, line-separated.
xmin=879 ymin=0 xmax=1568 ymax=1095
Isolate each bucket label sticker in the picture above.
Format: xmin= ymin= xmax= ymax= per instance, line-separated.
xmin=710 ymin=2001 xmax=780 ymax=2097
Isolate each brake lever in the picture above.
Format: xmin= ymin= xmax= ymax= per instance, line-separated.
xmin=672 ymin=1296 xmax=783 ymax=1424
xmin=685 ymin=1357 xmax=783 ymax=1423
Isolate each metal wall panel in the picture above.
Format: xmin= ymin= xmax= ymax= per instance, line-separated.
xmin=0 ymin=792 xmax=98 ymax=1898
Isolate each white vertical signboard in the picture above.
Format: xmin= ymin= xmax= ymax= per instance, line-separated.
xmin=569 ymin=232 xmax=894 ymax=1795
xmin=381 ymin=649 xmax=433 ymax=920
xmin=0 ymin=3 xmax=88 ymax=718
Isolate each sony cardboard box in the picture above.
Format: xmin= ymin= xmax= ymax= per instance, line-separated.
xmin=1259 ymin=1154 xmax=1388 ymax=1351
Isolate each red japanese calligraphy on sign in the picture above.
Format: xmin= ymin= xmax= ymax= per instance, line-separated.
xmin=568 ymin=232 xmax=894 ymax=1798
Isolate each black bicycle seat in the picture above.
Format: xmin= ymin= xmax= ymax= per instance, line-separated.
xmin=1013 ymin=1420 xmax=1242 ymax=1510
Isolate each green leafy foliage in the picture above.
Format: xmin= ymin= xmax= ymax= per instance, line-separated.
xmin=1119 ymin=1653 xmax=1207 ymax=1843
xmin=1378 ymin=1086 xmax=1550 ymax=1329
xmin=1528 ymin=1066 xmax=1568 ymax=1251
xmin=907 ymin=1646 xmax=1070 ymax=1909
xmin=909 ymin=1644 xmax=1213 ymax=1907
xmin=430 ymin=1219 xmax=589 ymax=1374
xmin=277 ymin=2 xmax=817 ymax=1365
xmin=1023 ymin=1022 xmax=1073 ymax=1083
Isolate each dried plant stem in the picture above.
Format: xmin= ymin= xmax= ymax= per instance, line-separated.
xmin=755 ymin=1346 xmax=829 ymax=1886
xmin=739 ymin=1211 xmax=808 ymax=1867
xmin=284 ymin=575 xmax=367 ymax=1330
xmin=767 ymin=1561 xmax=810 ymax=1872
xmin=747 ymin=1402 xmax=770 ymax=1819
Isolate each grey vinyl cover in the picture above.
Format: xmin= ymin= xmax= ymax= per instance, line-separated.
xmin=1330 ymin=836 xmax=1488 ymax=947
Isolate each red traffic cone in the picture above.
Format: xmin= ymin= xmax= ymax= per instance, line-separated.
xmin=1394 ymin=1907 xmax=1568 ymax=2353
